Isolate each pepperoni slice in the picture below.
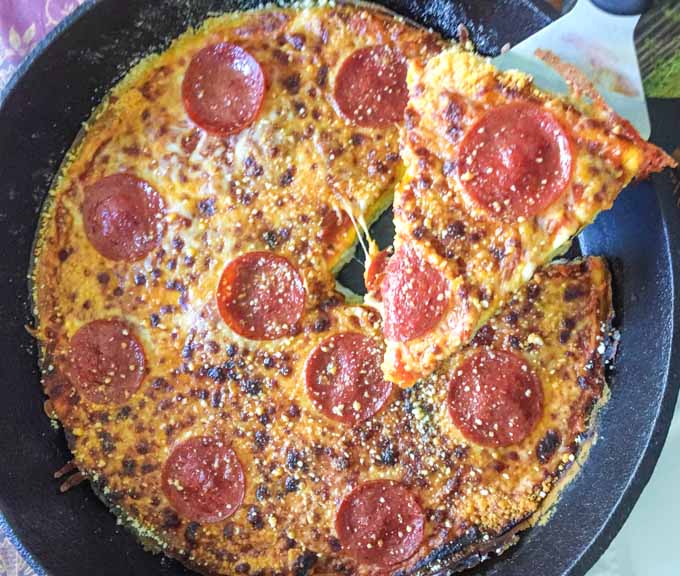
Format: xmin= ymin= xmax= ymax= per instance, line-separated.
xmin=305 ymin=333 xmax=393 ymax=425
xmin=66 ymin=319 xmax=145 ymax=404
xmin=82 ymin=174 xmax=165 ymax=261
xmin=458 ymin=102 xmax=573 ymax=220
xmin=333 ymin=46 xmax=408 ymax=127
xmin=381 ymin=245 xmax=448 ymax=342
xmin=447 ymin=349 xmax=543 ymax=447
xmin=162 ymin=436 xmax=245 ymax=523
xmin=318 ymin=206 xmax=351 ymax=245
xmin=182 ymin=42 xmax=265 ymax=136
xmin=216 ymin=251 xmax=305 ymax=340
xmin=335 ymin=480 xmax=425 ymax=568
xmin=364 ymin=249 xmax=390 ymax=298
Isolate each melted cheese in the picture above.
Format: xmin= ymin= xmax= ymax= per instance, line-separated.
xmin=33 ymin=5 xmax=614 ymax=575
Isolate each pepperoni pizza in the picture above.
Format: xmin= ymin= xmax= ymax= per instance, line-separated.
xmin=29 ymin=3 xmax=668 ymax=575
xmin=370 ymin=46 xmax=675 ymax=387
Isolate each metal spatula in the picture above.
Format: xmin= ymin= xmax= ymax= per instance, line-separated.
xmin=493 ymin=0 xmax=653 ymax=139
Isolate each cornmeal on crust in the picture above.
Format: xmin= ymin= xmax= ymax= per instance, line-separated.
xmin=372 ymin=46 xmax=674 ymax=387
xmin=31 ymin=4 xmax=629 ymax=575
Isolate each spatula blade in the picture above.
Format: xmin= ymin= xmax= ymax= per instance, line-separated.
xmin=494 ymin=0 xmax=651 ymax=139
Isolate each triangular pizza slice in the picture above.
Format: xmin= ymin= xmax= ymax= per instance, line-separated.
xmin=367 ymin=46 xmax=675 ymax=387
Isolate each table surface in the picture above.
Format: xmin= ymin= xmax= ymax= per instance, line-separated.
xmin=1 ymin=1 xmax=678 ymax=576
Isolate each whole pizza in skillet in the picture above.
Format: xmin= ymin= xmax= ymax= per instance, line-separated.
xmin=30 ymin=2 xmax=675 ymax=575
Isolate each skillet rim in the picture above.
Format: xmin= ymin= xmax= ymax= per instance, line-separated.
xmin=565 ymin=105 xmax=680 ymax=575
xmin=0 ymin=2 xmax=678 ymax=576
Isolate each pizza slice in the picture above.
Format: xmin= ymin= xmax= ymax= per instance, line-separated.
xmin=367 ymin=46 xmax=675 ymax=387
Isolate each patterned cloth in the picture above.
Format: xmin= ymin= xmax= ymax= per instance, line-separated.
xmin=0 ymin=530 xmax=34 ymax=576
xmin=0 ymin=2 xmax=677 ymax=576
xmin=0 ymin=0 xmax=85 ymax=88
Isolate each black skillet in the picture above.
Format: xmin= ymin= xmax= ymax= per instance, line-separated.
xmin=0 ymin=1 xmax=678 ymax=575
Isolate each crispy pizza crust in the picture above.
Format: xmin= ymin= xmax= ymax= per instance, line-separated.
xmin=32 ymin=4 xmax=622 ymax=575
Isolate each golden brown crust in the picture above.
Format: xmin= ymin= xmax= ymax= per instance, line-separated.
xmin=535 ymin=49 xmax=676 ymax=181
xmin=33 ymin=5 xmax=615 ymax=576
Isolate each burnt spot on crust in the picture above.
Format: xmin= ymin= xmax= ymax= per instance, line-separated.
xmin=472 ymin=324 xmax=495 ymax=347
xmin=161 ymin=508 xmax=182 ymax=529
xmin=312 ymin=315 xmax=330 ymax=333
xmin=526 ymin=282 xmax=541 ymax=302
xmin=244 ymin=155 xmax=265 ymax=178
xmin=184 ymin=522 xmax=200 ymax=547
xmin=286 ymin=448 xmax=305 ymax=471
xmin=316 ymin=64 xmax=329 ymax=88
xmin=279 ymin=166 xmax=296 ymax=187
xmin=247 ymin=506 xmax=264 ymax=530
xmin=198 ymin=197 xmax=216 ymax=217
xmin=254 ymin=430 xmax=269 ymax=451
xmin=139 ymin=65 xmax=171 ymax=101
xmin=122 ymin=458 xmax=137 ymax=476
xmin=293 ymin=551 xmax=318 ymax=576
xmin=223 ymin=522 xmax=236 ymax=539
xmin=559 ymin=316 xmax=577 ymax=344
xmin=284 ymin=476 xmax=300 ymax=493
xmin=181 ymin=129 xmax=200 ymax=153
xmin=287 ymin=403 xmax=301 ymax=419
xmin=57 ymin=248 xmax=71 ymax=262
xmin=282 ymin=73 xmax=301 ymax=95
xmin=255 ymin=484 xmax=269 ymax=501
xmin=286 ymin=32 xmax=306 ymax=50
xmin=442 ymin=92 xmax=466 ymax=141
xmin=444 ymin=220 xmax=465 ymax=240
xmin=564 ymin=283 xmax=588 ymax=302
xmin=97 ymin=431 xmax=116 ymax=454
xmin=504 ymin=311 xmax=519 ymax=326
xmin=240 ymin=378 xmax=263 ymax=396
xmin=134 ymin=272 xmax=147 ymax=286
xmin=261 ymin=229 xmax=279 ymax=249
xmin=536 ymin=430 xmax=561 ymax=464
xmin=378 ymin=439 xmax=399 ymax=466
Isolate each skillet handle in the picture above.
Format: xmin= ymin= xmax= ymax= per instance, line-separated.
xmin=589 ymin=0 xmax=652 ymax=15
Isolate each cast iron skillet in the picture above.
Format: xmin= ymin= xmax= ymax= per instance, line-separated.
xmin=0 ymin=1 xmax=678 ymax=575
